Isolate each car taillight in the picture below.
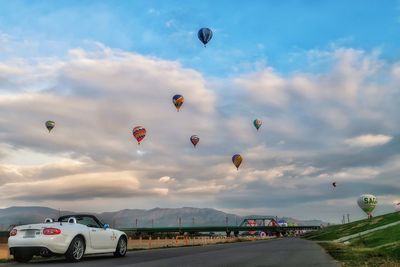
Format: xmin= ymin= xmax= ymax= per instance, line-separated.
xmin=9 ymin=229 xmax=17 ymax=236
xmin=43 ymin=228 xmax=61 ymax=235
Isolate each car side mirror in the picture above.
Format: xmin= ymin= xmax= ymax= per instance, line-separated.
xmin=103 ymin=224 xmax=109 ymax=230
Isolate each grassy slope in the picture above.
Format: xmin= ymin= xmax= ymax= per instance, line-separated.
xmin=319 ymin=242 xmax=400 ymax=267
xmin=304 ymin=212 xmax=400 ymax=267
xmin=304 ymin=212 xmax=400 ymax=241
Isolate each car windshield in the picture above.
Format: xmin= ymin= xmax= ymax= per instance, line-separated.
xmin=58 ymin=215 xmax=103 ymax=228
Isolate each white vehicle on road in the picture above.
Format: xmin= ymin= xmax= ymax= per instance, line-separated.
xmin=8 ymin=214 xmax=127 ymax=263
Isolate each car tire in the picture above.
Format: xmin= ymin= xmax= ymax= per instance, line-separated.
xmin=114 ymin=236 xmax=127 ymax=257
xmin=65 ymin=236 xmax=85 ymax=262
xmin=13 ymin=250 xmax=33 ymax=263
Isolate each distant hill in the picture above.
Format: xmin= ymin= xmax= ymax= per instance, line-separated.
xmin=0 ymin=206 xmax=328 ymax=230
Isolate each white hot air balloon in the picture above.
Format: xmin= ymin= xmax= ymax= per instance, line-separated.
xmin=393 ymin=200 xmax=400 ymax=212
xmin=357 ymin=194 xmax=377 ymax=219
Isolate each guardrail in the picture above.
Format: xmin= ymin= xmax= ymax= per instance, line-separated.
xmin=120 ymin=225 xmax=321 ymax=236
xmin=0 ymin=232 xmax=8 ymax=238
xmin=0 ymin=225 xmax=321 ymax=238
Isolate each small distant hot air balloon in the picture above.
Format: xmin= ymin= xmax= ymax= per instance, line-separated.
xmin=393 ymin=200 xmax=400 ymax=212
xmin=45 ymin=121 xmax=55 ymax=133
xmin=232 ymin=154 xmax=242 ymax=170
xmin=198 ymin=28 xmax=213 ymax=47
xmin=357 ymin=194 xmax=377 ymax=219
xmin=172 ymin=95 xmax=184 ymax=112
xmin=332 ymin=182 xmax=337 ymax=188
xmin=190 ymin=135 xmax=200 ymax=147
xmin=253 ymin=119 xmax=262 ymax=131
xmin=132 ymin=126 xmax=146 ymax=145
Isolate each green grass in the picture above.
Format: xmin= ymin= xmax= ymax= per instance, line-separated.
xmin=304 ymin=212 xmax=400 ymax=241
xmin=349 ymin=224 xmax=400 ymax=249
xmin=306 ymin=212 xmax=400 ymax=266
xmin=320 ymin=242 xmax=400 ymax=267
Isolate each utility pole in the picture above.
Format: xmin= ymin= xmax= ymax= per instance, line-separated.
xmin=192 ymin=217 xmax=195 ymax=226
xmin=151 ymin=219 xmax=154 ymax=228
xmin=347 ymin=214 xmax=350 ymax=223
xmin=135 ymin=218 xmax=138 ymax=228
xmin=342 ymin=215 xmax=345 ymax=224
xmin=225 ymin=216 xmax=228 ymax=226
xmin=179 ymin=217 xmax=181 ymax=228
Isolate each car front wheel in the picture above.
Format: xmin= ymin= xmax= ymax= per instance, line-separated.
xmin=65 ymin=236 xmax=85 ymax=262
xmin=114 ymin=236 xmax=127 ymax=257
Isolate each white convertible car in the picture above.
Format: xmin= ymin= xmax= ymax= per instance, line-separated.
xmin=8 ymin=214 xmax=128 ymax=263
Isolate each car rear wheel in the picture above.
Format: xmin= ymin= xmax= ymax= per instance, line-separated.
xmin=114 ymin=236 xmax=127 ymax=257
xmin=65 ymin=236 xmax=85 ymax=262
xmin=13 ymin=250 xmax=33 ymax=263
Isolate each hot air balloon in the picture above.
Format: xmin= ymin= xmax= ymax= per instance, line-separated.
xmin=132 ymin=126 xmax=146 ymax=145
xmin=45 ymin=121 xmax=55 ymax=133
xmin=172 ymin=95 xmax=184 ymax=112
xmin=393 ymin=200 xmax=400 ymax=212
xmin=253 ymin=119 xmax=262 ymax=131
xmin=357 ymin=194 xmax=377 ymax=219
xmin=190 ymin=135 xmax=200 ymax=147
xmin=198 ymin=28 xmax=213 ymax=47
xmin=232 ymin=154 xmax=242 ymax=170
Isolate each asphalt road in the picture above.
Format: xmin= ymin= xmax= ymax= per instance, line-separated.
xmin=1 ymin=238 xmax=340 ymax=267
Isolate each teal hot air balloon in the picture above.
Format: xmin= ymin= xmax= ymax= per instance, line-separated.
xmin=45 ymin=121 xmax=55 ymax=133
xmin=253 ymin=119 xmax=262 ymax=131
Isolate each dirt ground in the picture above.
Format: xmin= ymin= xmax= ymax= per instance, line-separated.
xmin=0 ymin=236 xmax=269 ymax=260
xmin=0 ymin=244 xmax=8 ymax=259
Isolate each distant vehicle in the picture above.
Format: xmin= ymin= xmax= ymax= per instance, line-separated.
xmin=8 ymin=214 xmax=127 ymax=263
xmin=277 ymin=220 xmax=288 ymax=227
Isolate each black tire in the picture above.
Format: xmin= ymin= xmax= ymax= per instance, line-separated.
xmin=13 ymin=250 xmax=33 ymax=263
xmin=114 ymin=236 xmax=127 ymax=257
xmin=65 ymin=236 xmax=85 ymax=262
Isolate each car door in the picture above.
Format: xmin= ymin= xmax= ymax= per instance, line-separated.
xmin=89 ymin=227 xmax=115 ymax=249
xmin=76 ymin=216 xmax=114 ymax=250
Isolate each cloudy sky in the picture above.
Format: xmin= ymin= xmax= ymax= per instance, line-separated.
xmin=0 ymin=0 xmax=399 ymax=223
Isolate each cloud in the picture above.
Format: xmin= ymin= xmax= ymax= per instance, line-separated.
xmin=0 ymin=171 xmax=171 ymax=201
xmin=234 ymin=68 xmax=288 ymax=107
xmin=344 ymin=134 xmax=393 ymax=147
xmin=0 ymin=43 xmax=400 ymax=223
xmin=159 ymin=176 xmax=175 ymax=183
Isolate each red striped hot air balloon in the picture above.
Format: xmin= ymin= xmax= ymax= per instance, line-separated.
xmin=132 ymin=126 xmax=146 ymax=145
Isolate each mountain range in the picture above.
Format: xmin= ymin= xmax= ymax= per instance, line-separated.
xmin=0 ymin=206 xmax=328 ymax=230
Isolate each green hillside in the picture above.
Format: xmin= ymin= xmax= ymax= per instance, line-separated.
xmin=305 ymin=212 xmax=400 ymax=267
xmin=304 ymin=212 xmax=400 ymax=241
xmin=350 ymin=223 xmax=400 ymax=248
